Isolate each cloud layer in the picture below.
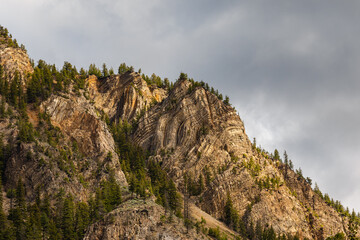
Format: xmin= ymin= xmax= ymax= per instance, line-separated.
xmin=1 ymin=0 xmax=360 ymax=211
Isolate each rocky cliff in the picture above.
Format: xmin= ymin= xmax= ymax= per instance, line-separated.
xmin=132 ymin=77 xmax=350 ymax=239
xmin=84 ymin=199 xmax=207 ymax=240
xmin=0 ymin=27 xmax=358 ymax=240
xmin=88 ymin=72 xmax=167 ymax=122
xmin=0 ymin=35 xmax=33 ymax=82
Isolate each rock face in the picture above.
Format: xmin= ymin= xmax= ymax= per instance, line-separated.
xmin=133 ymin=78 xmax=351 ymax=239
xmin=88 ymin=72 xmax=167 ymax=122
xmin=0 ymin=30 xmax=357 ymax=239
xmin=0 ymin=43 xmax=33 ymax=82
xmin=2 ymin=87 xmax=128 ymax=203
xmin=40 ymin=91 xmax=127 ymax=187
xmin=84 ymin=199 xmax=208 ymax=240
xmin=134 ymin=79 xmax=252 ymax=180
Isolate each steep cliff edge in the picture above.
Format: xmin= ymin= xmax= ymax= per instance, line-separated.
xmin=0 ymin=27 xmax=358 ymax=240
xmin=84 ymin=199 xmax=208 ymax=240
xmin=133 ymin=78 xmax=352 ymax=239
xmin=0 ymin=30 xmax=33 ymax=82
xmin=88 ymin=72 xmax=167 ymax=122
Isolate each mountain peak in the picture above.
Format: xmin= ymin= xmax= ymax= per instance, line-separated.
xmin=0 ymin=26 xmax=358 ymax=240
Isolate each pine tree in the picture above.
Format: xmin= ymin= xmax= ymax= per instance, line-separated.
xmin=179 ymin=72 xmax=188 ymax=81
xmin=263 ymin=226 xmax=277 ymax=240
xmin=88 ymin=64 xmax=101 ymax=78
xmin=102 ymin=63 xmax=109 ymax=77
xmin=224 ymin=95 xmax=230 ymax=105
xmin=348 ymin=217 xmax=358 ymax=240
xmin=289 ymin=159 xmax=294 ymax=170
xmin=248 ymin=221 xmax=255 ymax=240
xmin=40 ymin=194 xmax=51 ymax=238
xmin=164 ymin=78 xmax=170 ymax=89
xmin=183 ymin=173 xmax=190 ymax=232
xmin=273 ymin=149 xmax=280 ymax=161
xmin=284 ymin=151 xmax=289 ymax=179
xmin=224 ymin=193 xmax=233 ymax=227
xmin=75 ymin=202 xmax=90 ymax=240
xmin=118 ymin=63 xmax=128 ymax=75
xmin=224 ymin=192 xmax=240 ymax=231
xmin=26 ymin=204 xmax=42 ymax=240
xmin=61 ymin=196 xmax=75 ymax=240
xmin=48 ymin=218 xmax=62 ymax=240
xmin=167 ymin=179 xmax=181 ymax=214
xmin=255 ymin=220 xmax=263 ymax=240
xmin=0 ymin=179 xmax=12 ymax=239
xmin=198 ymin=174 xmax=205 ymax=194
xmin=204 ymin=166 xmax=212 ymax=186
xmin=314 ymin=182 xmax=323 ymax=199
xmin=101 ymin=173 xmax=122 ymax=212
xmin=10 ymin=179 xmax=27 ymax=240
xmin=9 ymin=72 xmax=20 ymax=106
xmin=91 ymin=189 xmax=106 ymax=221
xmin=26 ymin=70 xmax=42 ymax=103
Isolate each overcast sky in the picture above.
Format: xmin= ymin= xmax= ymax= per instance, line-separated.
xmin=1 ymin=0 xmax=360 ymax=212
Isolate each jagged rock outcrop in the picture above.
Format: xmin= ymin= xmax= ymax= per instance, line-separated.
xmin=40 ymin=91 xmax=127 ymax=187
xmin=88 ymin=72 xmax=167 ymax=122
xmin=133 ymin=79 xmax=252 ymax=179
xmin=84 ymin=199 xmax=208 ymax=240
xmin=0 ymin=43 xmax=33 ymax=82
xmin=0 ymin=28 xmax=357 ymax=239
xmin=132 ymin=78 xmax=351 ymax=239
xmin=1 ymin=89 xmax=129 ymax=204
xmin=1 ymin=105 xmax=90 ymax=203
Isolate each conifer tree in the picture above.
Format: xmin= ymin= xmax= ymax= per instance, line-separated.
xmin=224 ymin=95 xmax=230 ymax=105
xmin=118 ymin=63 xmax=128 ymax=75
xmin=88 ymin=64 xmax=101 ymax=78
xmin=164 ymin=78 xmax=170 ymax=89
xmin=198 ymin=174 xmax=205 ymax=194
xmin=48 ymin=218 xmax=61 ymax=240
xmin=167 ymin=179 xmax=181 ymax=214
xmin=75 ymin=202 xmax=90 ymax=240
xmin=273 ymin=149 xmax=280 ymax=161
xmin=9 ymin=72 xmax=20 ymax=106
xmin=224 ymin=192 xmax=240 ymax=231
xmin=252 ymin=137 xmax=256 ymax=149
xmin=102 ymin=63 xmax=109 ymax=77
xmin=255 ymin=220 xmax=263 ymax=240
xmin=61 ymin=196 xmax=75 ymax=240
xmin=183 ymin=173 xmax=190 ymax=232
xmin=179 ymin=72 xmax=188 ymax=80
xmin=289 ymin=159 xmax=294 ymax=170
xmin=0 ymin=179 xmax=13 ymax=239
xmin=10 ymin=179 xmax=27 ymax=240
xmin=284 ymin=151 xmax=289 ymax=179
xmin=26 ymin=204 xmax=42 ymax=240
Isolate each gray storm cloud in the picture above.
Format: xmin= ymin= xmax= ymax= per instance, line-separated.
xmin=1 ymin=0 xmax=360 ymax=211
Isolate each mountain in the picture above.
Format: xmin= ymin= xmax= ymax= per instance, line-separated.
xmin=0 ymin=25 xmax=358 ymax=240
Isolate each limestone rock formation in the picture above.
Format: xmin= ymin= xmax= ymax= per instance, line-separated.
xmin=133 ymin=78 xmax=353 ymax=239
xmin=133 ymin=78 xmax=252 ymax=180
xmin=88 ymin=72 xmax=167 ymax=122
xmin=0 ymin=43 xmax=33 ymax=82
xmin=0 ymin=27 xmax=357 ymax=240
xmin=40 ymin=91 xmax=127 ymax=187
xmin=84 ymin=199 xmax=208 ymax=240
